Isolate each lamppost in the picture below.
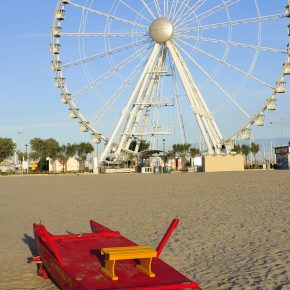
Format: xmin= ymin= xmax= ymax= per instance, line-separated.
xmin=25 ymin=144 xmax=28 ymax=161
xmin=162 ymin=139 xmax=166 ymax=170
xmin=17 ymin=131 xmax=24 ymax=162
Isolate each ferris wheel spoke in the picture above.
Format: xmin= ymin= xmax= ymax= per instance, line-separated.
xmin=164 ymin=0 xmax=168 ymax=17
xmin=198 ymin=0 xmax=240 ymax=21
xmin=176 ymin=0 xmax=239 ymax=31
xmin=174 ymin=39 xmax=251 ymax=119
xmin=71 ymin=43 xmax=152 ymax=100
xmin=140 ymin=0 xmax=156 ymax=19
xmin=63 ymin=39 xmax=149 ymax=69
xmin=119 ymin=0 xmax=151 ymax=23
xmin=169 ymin=56 xmax=187 ymax=143
xmin=175 ymin=34 xmax=287 ymax=54
xmin=91 ymin=50 xmax=151 ymax=125
xmin=61 ymin=32 xmax=147 ymax=37
xmin=168 ymin=0 xmax=179 ymax=20
xmin=176 ymin=37 xmax=275 ymax=89
xmin=174 ymin=0 xmax=207 ymax=28
xmin=68 ymin=1 xmax=148 ymax=29
xmin=153 ymin=0 xmax=162 ymax=17
xmin=178 ymin=13 xmax=286 ymax=34
xmin=172 ymin=0 xmax=191 ymax=23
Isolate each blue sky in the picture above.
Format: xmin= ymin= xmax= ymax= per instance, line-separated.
xmin=0 ymin=0 xmax=289 ymax=152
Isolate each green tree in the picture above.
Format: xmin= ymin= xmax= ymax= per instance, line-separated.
xmin=172 ymin=143 xmax=191 ymax=157
xmin=30 ymin=138 xmax=46 ymax=161
xmin=190 ymin=147 xmax=200 ymax=158
xmin=77 ymin=142 xmax=94 ymax=172
xmin=58 ymin=143 xmax=78 ymax=172
xmin=241 ymin=144 xmax=251 ymax=167
xmin=17 ymin=151 xmax=28 ymax=162
xmin=44 ymin=138 xmax=61 ymax=172
xmin=129 ymin=139 xmax=150 ymax=152
xmin=232 ymin=144 xmax=242 ymax=154
xmin=171 ymin=143 xmax=191 ymax=170
xmin=0 ymin=138 xmax=16 ymax=163
xmin=30 ymin=138 xmax=61 ymax=172
xmin=250 ymin=142 xmax=260 ymax=164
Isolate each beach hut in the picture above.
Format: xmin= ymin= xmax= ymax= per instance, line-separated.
xmin=274 ymin=144 xmax=290 ymax=169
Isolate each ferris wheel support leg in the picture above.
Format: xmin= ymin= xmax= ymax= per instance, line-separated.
xmin=134 ymin=70 xmax=162 ymax=153
xmin=123 ymin=64 xmax=159 ymax=150
xmin=125 ymin=47 xmax=166 ymax=151
xmin=100 ymin=44 xmax=161 ymax=163
xmin=167 ymin=41 xmax=222 ymax=154
xmin=124 ymin=78 xmax=156 ymax=151
xmin=116 ymin=52 xmax=160 ymax=155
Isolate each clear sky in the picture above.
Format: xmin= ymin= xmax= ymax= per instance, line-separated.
xmin=0 ymin=0 xmax=289 ymax=152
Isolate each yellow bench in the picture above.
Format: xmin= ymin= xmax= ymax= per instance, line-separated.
xmin=100 ymin=246 xmax=157 ymax=280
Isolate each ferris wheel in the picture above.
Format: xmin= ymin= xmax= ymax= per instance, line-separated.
xmin=51 ymin=0 xmax=290 ymax=161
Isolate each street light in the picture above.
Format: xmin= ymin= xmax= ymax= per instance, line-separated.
xmin=25 ymin=144 xmax=28 ymax=161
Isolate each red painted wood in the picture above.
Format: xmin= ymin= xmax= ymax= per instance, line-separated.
xmin=156 ymin=218 xmax=179 ymax=257
xmin=33 ymin=221 xmax=201 ymax=290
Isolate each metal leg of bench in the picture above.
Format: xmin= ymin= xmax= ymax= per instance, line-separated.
xmin=136 ymin=258 xmax=155 ymax=278
xmin=101 ymin=260 xmax=118 ymax=281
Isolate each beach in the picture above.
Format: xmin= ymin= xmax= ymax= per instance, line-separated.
xmin=0 ymin=171 xmax=289 ymax=289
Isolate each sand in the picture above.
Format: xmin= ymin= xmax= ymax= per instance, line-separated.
xmin=0 ymin=171 xmax=289 ymax=290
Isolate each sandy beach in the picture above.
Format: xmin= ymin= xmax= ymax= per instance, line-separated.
xmin=0 ymin=171 xmax=289 ymax=290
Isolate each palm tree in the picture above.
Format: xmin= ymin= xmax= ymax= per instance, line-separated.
xmin=241 ymin=144 xmax=251 ymax=167
xmin=77 ymin=142 xmax=94 ymax=172
xmin=190 ymin=147 xmax=200 ymax=158
xmin=172 ymin=143 xmax=191 ymax=169
xmin=232 ymin=144 xmax=242 ymax=154
xmin=250 ymin=142 xmax=260 ymax=165
xmin=58 ymin=143 xmax=78 ymax=172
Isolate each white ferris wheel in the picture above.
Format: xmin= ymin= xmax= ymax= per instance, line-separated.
xmin=52 ymin=0 xmax=290 ymax=162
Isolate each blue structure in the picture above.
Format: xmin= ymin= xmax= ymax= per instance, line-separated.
xmin=275 ymin=144 xmax=290 ymax=169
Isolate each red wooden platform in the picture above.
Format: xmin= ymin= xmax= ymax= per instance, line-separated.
xmin=33 ymin=219 xmax=201 ymax=290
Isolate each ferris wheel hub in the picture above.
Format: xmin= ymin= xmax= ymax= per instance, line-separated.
xmin=149 ymin=18 xmax=174 ymax=43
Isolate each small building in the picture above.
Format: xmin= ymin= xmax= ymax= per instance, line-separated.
xmin=275 ymin=144 xmax=290 ymax=169
xmin=202 ymin=154 xmax=244 ymax=172
xmin=48 ymin=157 xmax=80 ymax=172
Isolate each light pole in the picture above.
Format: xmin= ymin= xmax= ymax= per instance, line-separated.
xmin=25 ymin=144 xmax=28 ymax=161
xmin=25 ymin=144 xmax=29 ymax=174
xmin=17 ymin=131 xmax=24 ymax=162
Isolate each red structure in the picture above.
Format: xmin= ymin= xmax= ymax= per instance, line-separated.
xmin=32 ymin=219 xmax=201 ymax=289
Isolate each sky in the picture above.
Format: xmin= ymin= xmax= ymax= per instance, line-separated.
xmin=0 ymin=0 xmax=289 ymax=152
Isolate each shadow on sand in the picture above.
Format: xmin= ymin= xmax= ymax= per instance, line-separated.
xmin=23 ymin=234 xmax=39 ymax=257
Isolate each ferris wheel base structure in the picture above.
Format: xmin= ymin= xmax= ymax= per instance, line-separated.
xmin=51 ymin=0 xmax=290 ymax=164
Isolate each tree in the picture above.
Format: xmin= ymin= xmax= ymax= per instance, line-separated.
xmin=172 ymin=143 xmax=191 ymax=157
xmin=30 ymin=138 xmax=46 ymax=161
xmin=58 ymin=143 xmax=77 ymax=172
xmin=30 ymin=138 xmax=61 ymax=172
xmin=190 ymin=147 xmax=200 ymax=158
xmin=17 ymin=151 xmax=28 ymax=162
xmin=171 ymin=143 xmax=191 ymax=170
xmin=0 ymin=138 xmax=16 ymax=163
xmin=129 ymin=139 xmax=150 ymax=152
xmin=232 ymin=144 xmax=242 ymax=154
xmin=43 ymin=138 xmax=61 ymax=172
xmin=250 ymin=142 xmax=260 ymax=164
xmin=77 ymin=142 xmax=94 ymax=172
xmin=241 ymin=144 xmax=250 ymax=167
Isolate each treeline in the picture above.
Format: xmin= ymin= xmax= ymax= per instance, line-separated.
xmin=232 ymin=142 xmax=260 ymax=165
xmin=0 ymin=137 xmax=94 ymax=172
